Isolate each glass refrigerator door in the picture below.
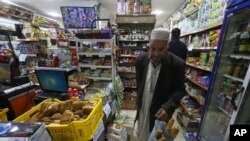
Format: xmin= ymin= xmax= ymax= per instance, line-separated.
xmin=198 ymin=3 xmax=250 ymax=141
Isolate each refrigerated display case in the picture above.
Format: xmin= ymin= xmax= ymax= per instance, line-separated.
xmin=198 ymin=1 xmax=250 ymax=141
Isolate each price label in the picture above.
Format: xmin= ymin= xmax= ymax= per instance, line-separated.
xmin=103 ymin=103 xmax=111 ymax=118
xmin=143 ymin=46 xmax=146 ymax=49
xmin=91 ymin=66 xmax=97 ymax=70
xmin=111 ymin=100 xmax=116 ymax=116
xmin=99 ymin=54 xmax=106 ymax=57
xmin=86 ymin=54 xmax=92 ymax=57
xmin=93 ymin=78 xmax=99 ymax=81
xmin=188 ymin=44 xmax=194 ymax=51
xmin=93 ymin=120 xmax=104 ymax=141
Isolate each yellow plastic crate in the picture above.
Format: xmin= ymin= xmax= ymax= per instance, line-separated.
xmin=0 ymin=108 xmax=9 ymax=121
xmin=14 ymin=98 xmax=103 ymax=141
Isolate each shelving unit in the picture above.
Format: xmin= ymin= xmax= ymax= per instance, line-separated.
xmin=181 ymin=22 xmax=222 ymax=37
xmin=192 ymin=47 xmax=217 ymax=50
xmin=78 ymin=64 xmax=112 ymax=69
xmin=167 ymin=0 xmax=228 ymax=136
xmin=223 ymin=74 xmax=244 ymax=83
xmin=76 ymin=37 xmax=115 ymax=88
xmin=217 ymin=106 xmax=232 ymax=117
xmin=185 ymin=76 xmax=208 ymax=91
xmin=186 ymin=62 xmax=212 ymax=72
xmin=116 ymin=14 xmax=155 ymax=110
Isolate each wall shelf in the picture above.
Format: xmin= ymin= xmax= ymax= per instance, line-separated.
xmin=87 ymin=77 xmax=112 ymax=81
xmin=230 ymin=54 xmax=250 ymax=60
xmin=78 ymin=64 xmax=112 ymax=69
xmin=191 ymin=47 xmax=218 ymax=51
xmin=181 ymin=22 xmax=222 ymax=37
xmin=119 ymin=54 xmax=139 ymax=58
xmin=223 ymin=74 xmax=244 ymax=83
xmin=78 ymin=52 xmax=112 ymax=57
xmin=217 ymin=106 xmax=232 ymax=117
xmin=185 ymin=76 xmax=208 ymax=91
xmin=186 ymin=62 xmax=212 ymax=72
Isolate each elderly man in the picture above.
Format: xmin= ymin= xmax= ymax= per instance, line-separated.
xmin=135 ymin=28 xmax=186 ymax=140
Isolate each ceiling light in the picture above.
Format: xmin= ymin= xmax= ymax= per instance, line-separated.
xmin=47 ymin=12 xmax=61 ymax=18
xmin=151 ymin=10 xmax=164 ymax=15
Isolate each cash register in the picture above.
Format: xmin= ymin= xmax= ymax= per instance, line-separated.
xmin=34 ymin=67 xmax=76 ymax=104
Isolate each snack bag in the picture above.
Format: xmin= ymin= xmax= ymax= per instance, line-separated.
xmin=148 ymin=120 xmax=174 ymax=141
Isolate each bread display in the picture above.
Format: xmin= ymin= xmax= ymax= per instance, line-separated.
xmin=27 ymin=99 xmax=97 ymax=125
xmin=59 ymin=100 xmax=73 ymax=113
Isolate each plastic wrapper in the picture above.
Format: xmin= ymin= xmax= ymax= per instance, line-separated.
xmin=148 ymin=120 xmax=174 ymax=141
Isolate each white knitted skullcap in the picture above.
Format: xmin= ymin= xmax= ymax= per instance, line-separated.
xmin=150 ymin=28 xmax=170 ymax=40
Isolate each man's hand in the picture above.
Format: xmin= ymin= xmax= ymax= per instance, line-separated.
xmin=155 ymin=108 xmax=171 ymax=122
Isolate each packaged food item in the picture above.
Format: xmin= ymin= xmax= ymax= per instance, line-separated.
xmin=200 ymin=53 xmax=208 ymax=66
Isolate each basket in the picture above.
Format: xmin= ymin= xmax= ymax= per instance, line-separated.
xmin=0 ymin=108 xmax=9 ymax=121
xmin=14 ymin=98 xmax=103 ymax=141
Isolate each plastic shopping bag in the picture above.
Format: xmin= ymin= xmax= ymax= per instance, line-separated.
xmin=148 ymin=119 xmax=174 ymax=141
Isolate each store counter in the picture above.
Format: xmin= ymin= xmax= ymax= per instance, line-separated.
xmin=0 ymin=82 xmax=36 ymax=120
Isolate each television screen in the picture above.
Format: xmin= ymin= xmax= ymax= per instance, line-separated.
xmin=35 ymin=69 xmax=68 ymax=93
xmin=61 ymin=7 xmax=96 ymax=29
xmin=0 ymin=63 xmax=11 ymax=84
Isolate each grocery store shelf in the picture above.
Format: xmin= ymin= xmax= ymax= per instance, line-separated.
xmin=77 ymin=38 xmax=113 ymax=43
xmin=218 ymin=92 xmax=232 ymax=100
xmin=123 ymin=86 xmax=137 ymax=89
xmin=223 ymin=74 xmax=244 ymax=83
xmin=192 ymin=47 xmax=217 ymax=50
xmin=25 ymin=54 xmax=37 ymax=57
xmin=120 ymin=46 xmax=149 ymax=50
xmin=87 ymin=77 xmax=112 ymax=81
xmin=78 ymin=64 xmax=112 ymax=69
xmin=180 ymin=101 xmax=201 ymax=116
xmin=217 ymin=106 xmax=232 ymax=117
xmin=117 ymin=70 xmax=136 ymax=74
xmin=118 ymin=40 xmax=149 ymax=42
xmin=186 ymin=90 xmax=204 ymax=105
xmin=181 ymin=22 xmax=222 ymax=37
xmin=186 ymin=62 xmax=212 ymax=72
xmin=17 ymin=39 xmax=39 ymax=42
xmin=230 ymin=54 xmax=250 ymax=60
xmin=119 ymin=63 xmax=135 ymax=67
xmin=119 ymin=54 xmax=139 ymax=58
xmin=185 ymin=76 xmax=208 ymax=91
xmin=78 ymin=52 xmax=111 ymax=57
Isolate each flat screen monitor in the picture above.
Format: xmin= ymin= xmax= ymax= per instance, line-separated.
xmin=35 ymin=69 xmax=68 ymax=93
xmin=0 ymin=63 xmax=11 ymax=84
xmin=61 ymin=7 xmax=96 ymax=29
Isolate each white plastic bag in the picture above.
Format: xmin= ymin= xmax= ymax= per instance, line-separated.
xmin=148 ymin=120 xmax=174 ymax=141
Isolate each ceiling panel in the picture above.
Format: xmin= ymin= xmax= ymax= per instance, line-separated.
xmin=6 ymin=0 xmax=184 ymax=26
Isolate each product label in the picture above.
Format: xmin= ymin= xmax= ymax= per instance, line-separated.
xmin=93 ymin=120 xmax=104 ymax=141
xmin=111 ymin=100 xmax=116 ymax=116
xmin=103 ymin=103 xmax=111 ymax=118
xmin=99 ymin=54 xmax=106 ymax=57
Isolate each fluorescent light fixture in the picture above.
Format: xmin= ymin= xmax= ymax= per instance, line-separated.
xmin=151 ymin=10 xmax=164 ymax=15
xmin=133 ymin=21 xmax=139 ymax=23
xmin=47 ymin=12 xmax=61 ymax=18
